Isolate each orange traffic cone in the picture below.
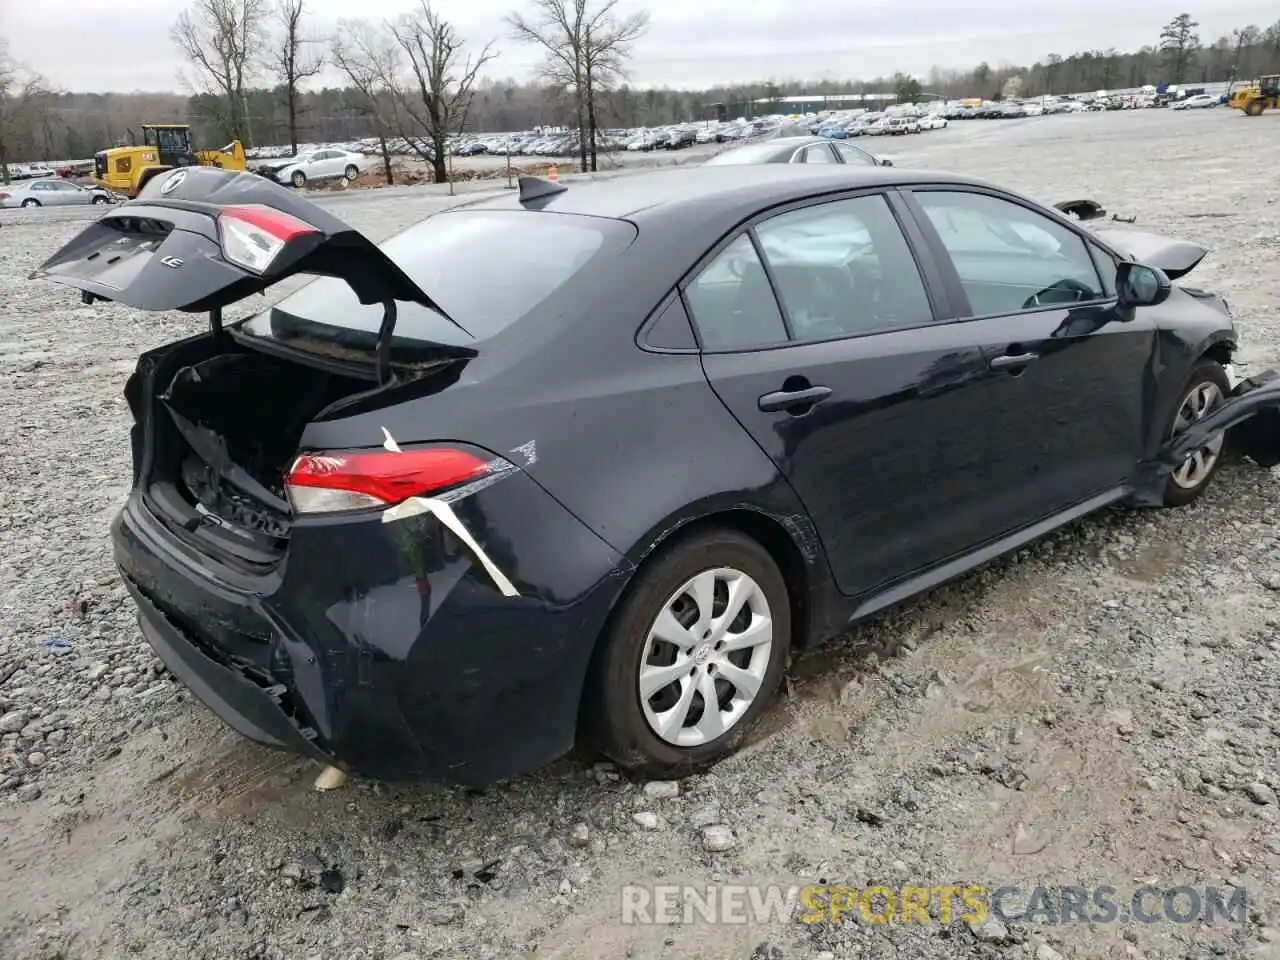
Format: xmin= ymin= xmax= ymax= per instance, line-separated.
xmin=547 ymin=164 xmax=558 ymax=181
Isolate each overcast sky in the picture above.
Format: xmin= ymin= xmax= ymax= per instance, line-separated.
xmin=4 ymin=0 xmax=1278 ymax=92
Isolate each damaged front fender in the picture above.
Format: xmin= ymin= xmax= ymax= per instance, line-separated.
xmin=1130 ymin=369 xmax=1280 ymax=504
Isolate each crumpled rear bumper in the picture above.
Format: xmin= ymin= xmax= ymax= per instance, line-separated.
xmin=1131 ymin=368 xmax=1280 ymax=503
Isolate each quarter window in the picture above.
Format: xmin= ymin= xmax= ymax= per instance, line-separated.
xmin=754 ymin=195 xmax=933 ymax=340
xmin=684 ymin=234 xmax=788 ymax=351
xmin=914 ymin=190 xmax=1106 ymax=317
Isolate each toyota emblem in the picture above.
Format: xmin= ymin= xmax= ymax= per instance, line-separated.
xmin=161 ymin=170 xmax=187 ymax=194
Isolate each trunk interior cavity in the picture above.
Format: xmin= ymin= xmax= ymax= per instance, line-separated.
xmin=147 ymin=348 xmax=371 ymax=569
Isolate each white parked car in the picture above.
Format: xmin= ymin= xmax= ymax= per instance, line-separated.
xmin=918 ymin=114 xmax=949 ymax=130
xmin=1172 ymin=92 xmax=1213 ymax=108
xmin=267 ymin=148 xmax=368 ymax=188
xmin=0 ymin=178 xmax=115 ymax=208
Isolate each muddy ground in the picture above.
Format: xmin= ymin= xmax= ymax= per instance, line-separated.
xmin=1 ymin=108 xmax=1279 ymax=960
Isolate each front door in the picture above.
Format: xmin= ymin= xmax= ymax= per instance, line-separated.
xmin=902 ymin=187 xmax=1156 ymax=532
xmin=687 ymin=190 xmax=999 ymax=597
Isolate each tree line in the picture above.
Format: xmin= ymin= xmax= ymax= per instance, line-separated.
xmin=4 ymin=9 xmax=1280 ymax=181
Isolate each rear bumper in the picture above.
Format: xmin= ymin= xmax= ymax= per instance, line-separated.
xmin=126 ymin=575 xmax=331 ymax=762
xmin=113 ymin=467 xmax=625 ymax=785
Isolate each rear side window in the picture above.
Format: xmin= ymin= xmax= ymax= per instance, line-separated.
xmin=684 ymin=234 xmax=788 ymax=350
xmin=755 ymin=195 xmax=933 ymax=339
xmin=239 ymin=211 xmax=628 ymax=348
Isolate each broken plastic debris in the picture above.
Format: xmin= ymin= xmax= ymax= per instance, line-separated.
xmin=377 ymin=427 xmax=521 ymax=598
xmin=314 ymin=765 xmax=348 ymax=791
xmin=383 ymin=496 xmax=520 ymax=597
xmin=43 ymin=637 xmax=73 ymax=655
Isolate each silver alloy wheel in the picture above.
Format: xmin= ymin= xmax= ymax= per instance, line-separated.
xmin=1171 ymin=380 xmax=1225 ymax=489
xmin=638 ymin=567 xmax=773 ymax=747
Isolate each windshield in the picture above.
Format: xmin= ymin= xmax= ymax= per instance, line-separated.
xmin=237 ymin=210 xmax=632 ymax=352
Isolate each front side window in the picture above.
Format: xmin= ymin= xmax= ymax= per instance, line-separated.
xmin=754 ymin=194 xmax=933 ymax=340
xmin=913 ymin=190 xmax=1106 ymax=317
xmin=683 ymin=234 xmax=788 ymax=351
xmin=802 ymin=145 xmax=835 ymax=163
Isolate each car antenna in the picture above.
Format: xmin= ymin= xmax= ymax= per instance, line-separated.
xmin=517 ymin=175 xmax=568 ymax=204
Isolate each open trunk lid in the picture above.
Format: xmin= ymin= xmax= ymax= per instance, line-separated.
xmin=30 ymin=165 xmax=452 ymax=319
xmin=29 ymin=166 xmax=471 ymax=570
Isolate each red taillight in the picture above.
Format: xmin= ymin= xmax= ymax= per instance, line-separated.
xmin=286 ymin=447 xmax=490 ymax=514
xmin=216 ymin=203 xmax=318 ymax=274
xmin=0 ymin=192 xmax=10 ymax=201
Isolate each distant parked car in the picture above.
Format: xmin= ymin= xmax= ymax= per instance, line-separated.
xmin=1175 ymin=94 xmax=1219 ymax=110
xmin=0 ymin=178 xmax=114 ymax=208
xmin=261 ymin=148 xmax=368 ymax=188
xmin=704 ymin=136 xmax=892 ymax=167
xmin=882 ymin=116 xmax=919 ymax=135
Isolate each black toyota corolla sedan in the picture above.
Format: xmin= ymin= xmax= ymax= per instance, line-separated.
xmin=30 ymin=163 xmax=1260 ymax=786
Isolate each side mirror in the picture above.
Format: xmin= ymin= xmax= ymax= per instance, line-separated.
xmin=1116 ymin=261 xmax=1171 ymax=307
xmin=877 ymin=155 xmax=894 ymax=166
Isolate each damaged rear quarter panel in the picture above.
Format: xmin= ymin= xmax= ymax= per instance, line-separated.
xmin=300 ymin=315 xmax=835 ymax=651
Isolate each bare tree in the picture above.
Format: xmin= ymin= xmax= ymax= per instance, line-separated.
xmin=507 ymin=0 xmax=588 ymax=171
xmin=272 ymin=0 xmax=325 ymax=155
xmin=0 ymin=42 xmax=52 ymax=184
xmin=171 ymin=0 xmax=269 ymax=143
xmin=388 ymin=3 xmax=497 ymax=184
xmin=581 ymin=3 xmax=648 ymax=171
xmin=506 ymin=0 xmax=647 ymax=173
xmin=330 ymin=20 xmax=401 ymax=184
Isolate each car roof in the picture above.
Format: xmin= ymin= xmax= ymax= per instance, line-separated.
xmin=467 ymin=164 xmax=978 ymax=225
xmin=768 ymin=136 xmax=823 ymax=147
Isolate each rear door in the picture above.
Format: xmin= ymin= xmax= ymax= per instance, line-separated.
xmin=901 ymin=185 xmax=1156 ymax=531
xmin=687 ymin=189 xmax=1003 ymax=598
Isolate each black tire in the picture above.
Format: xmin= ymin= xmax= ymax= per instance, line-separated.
xmin=21 ymin=198 xmax=39 ymax=208
xmin=344 ymin=164 xmax=359 ymax=180
xmin=1247 ymin=100 xmax=1265 ymax=116
xmin=581 ymin=528 xmax=792 ymax=779
xmin=291 ymin=170 xmax=307 ymax=188
xmin=91 ymin=195 xmax=107 ymax=204
xmin=1162 ymin=359 xmax=1231 ymax=507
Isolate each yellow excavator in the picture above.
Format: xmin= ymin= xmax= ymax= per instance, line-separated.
xmin=1229 ymin=75 xmax=1280 ymax=115
xmin=92 ymin=124 xmax=247 ymax=198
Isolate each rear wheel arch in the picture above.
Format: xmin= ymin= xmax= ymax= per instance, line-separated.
xmin=647 ymin=510 xmax=814 ymax=649
xmin=575 ymin=510 xmax=811 ymax=773
xmin=580 ymin=507 xmax=816 ymax=698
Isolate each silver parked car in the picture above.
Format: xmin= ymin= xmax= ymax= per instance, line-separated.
xmin=0 ymin=178 xmax=115 ymax=208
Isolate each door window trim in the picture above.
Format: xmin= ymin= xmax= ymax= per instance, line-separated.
xmin=669 ymin=187 xmax=955 ymax=355
xmin=899 ymin=185 xmax=1121 ymax=323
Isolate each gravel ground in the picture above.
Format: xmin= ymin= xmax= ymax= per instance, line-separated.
xmin=2 ymin=108 xmax=1280 ymax=960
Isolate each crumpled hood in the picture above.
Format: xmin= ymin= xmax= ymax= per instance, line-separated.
xmin=1093 ymin=227 xmax=1208 ymax=280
